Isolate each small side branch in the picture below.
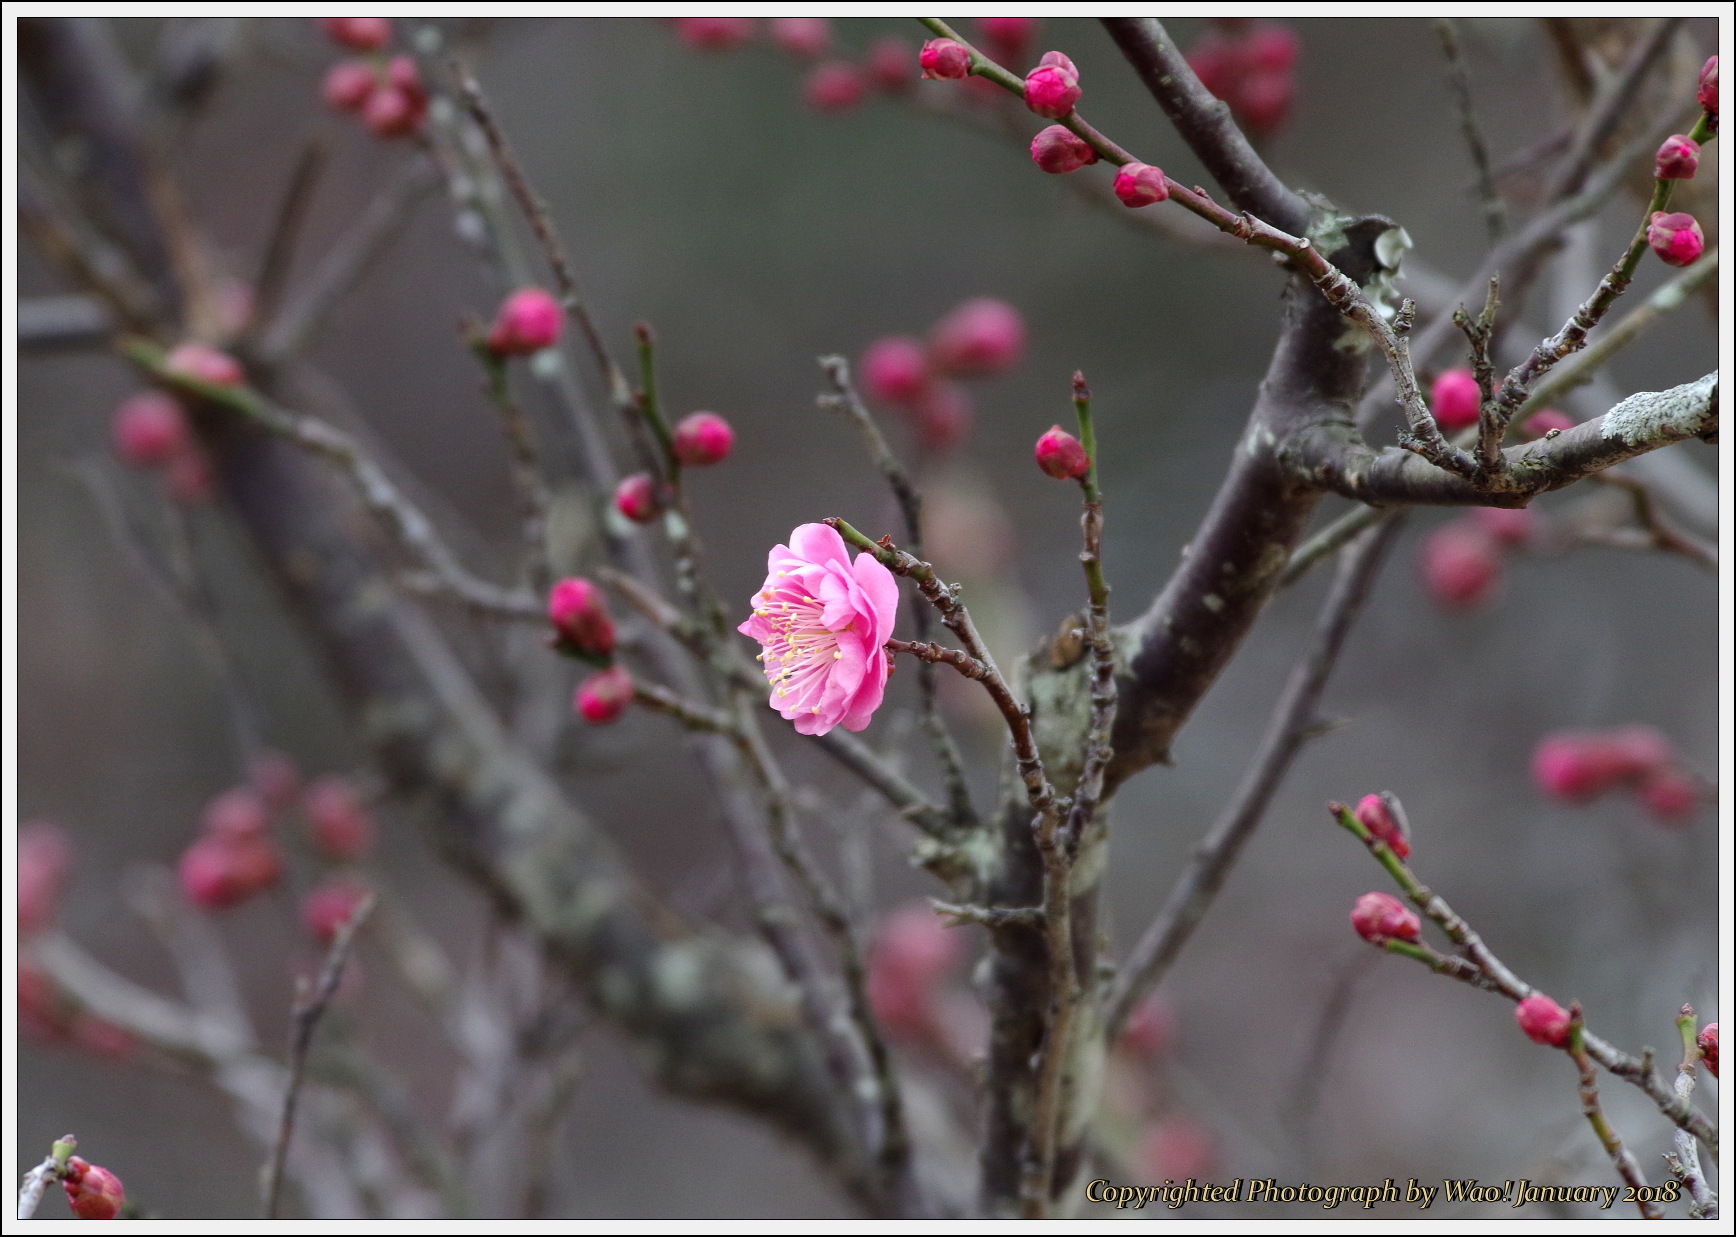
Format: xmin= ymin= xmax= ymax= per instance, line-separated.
xmin=1432 ymin=19 xmax=1505 ymax=240
xmin=1667 ymin=1006 xmax=1718 ymax=1217
xmin=1567 ymin=1010 xmax=1662 ymax=1219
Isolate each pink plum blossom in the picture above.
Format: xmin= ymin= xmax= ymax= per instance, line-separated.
xmin=739 ymin=523 xmax=899 ymax=736
xmin=1515 ymin=993 xmax=1571 ymax=1046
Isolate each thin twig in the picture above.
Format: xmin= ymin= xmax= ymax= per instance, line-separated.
xmin=1667 ymin=1006 xmax=1718 ymax=1217
xmin=263 ymin=893 xmax=376 ymax=1218
xmin=1432 ymin=19 xmax=1505 ymax=240
xmin=1567 ymin=1009 xmax=1662 ymax=1218
xmin=1585 ymin=472 xmax=1717 ymax=570
xmin=1107 ymin=516 xmax=1402 ymax=1034
xmin=248 ymin=135 xmax=328 ymax=343
xmin=478 ymin=352 xmax=553 ymax=591
xmin=1278 ymin=505 xmax=1384 ymax=590
xmin=17 ymin=1138 xmax=74 ymax=1221
xmin=1547 ymin=17 xmax=1684 ymax=201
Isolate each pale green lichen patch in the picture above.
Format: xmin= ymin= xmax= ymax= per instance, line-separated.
xmin=1600 ymin=373 xmax=1717 ymax=444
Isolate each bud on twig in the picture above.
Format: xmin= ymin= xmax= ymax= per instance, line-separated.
xmin=1034 ymin=425 xmax=1089 ymax=480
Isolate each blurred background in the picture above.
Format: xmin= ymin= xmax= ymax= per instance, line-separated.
xmin=17 ymin=16 xmax=1720 ymax=1219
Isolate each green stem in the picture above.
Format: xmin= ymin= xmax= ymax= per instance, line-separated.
xmin=633 ymin=323 xmax=677 ymax=471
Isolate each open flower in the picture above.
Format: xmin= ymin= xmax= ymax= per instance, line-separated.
xmin=739 ymin=523 xmax=899 ymax=735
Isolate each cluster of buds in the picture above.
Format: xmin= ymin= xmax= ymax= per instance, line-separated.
xmin=318 ymin=19 xmax=427 ymax=140
xmin=61 ymin=1154 xmax=127 ymax=1220
xmin=670 ymin=18 xmax=915 ymax=112
xmin=1350 ymin=890 xmax=1421 ymax=944
xmin=1419 ymin=505 xmax=1542 ymax=611
xmin=487 ymin=287 xmax=564 ymax=357
xmin=1531 ymin=725 xmax=1703 ymax=825
xmin=859 ymin=298 xmax=1026 ymax=452
xmin=1514 ymin=993 xmax=1572 ymax=1047
xmin=546 ymin=577 xmax=635 ymax=724
xmin=1186 ymin=21 xmax=1300 ymax=137
xmin=178 ymin=786 xmax=285 ymax=910
xmin=866 ymin=903 xmax=963 ymax=1045
xmin=111 ymin=341 xmax=248 ymax=505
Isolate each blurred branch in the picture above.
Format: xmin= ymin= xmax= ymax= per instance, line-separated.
xmin=1581 ymin=472 xmax=1717 ymax=570
xmin=1432 ymin=19 xmax=1505 ymax=241
xmin=17 ymin=294 xmax=111 ymax=351
xmin=1667 ymin=1007 xmax=1717 ymax=1218
xmin=248 ymin=135 xmax=329 ymax=343
xmin=1546 ymin=17 xmax=1683 ymax=201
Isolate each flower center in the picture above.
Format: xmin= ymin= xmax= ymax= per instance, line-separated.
xmin=753 ymin=574 xmax=846 ymax=712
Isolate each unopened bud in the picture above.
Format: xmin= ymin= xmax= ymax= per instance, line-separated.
xmin=978 ymin=18 xmax=1038 ymax=66
xmin=1639 ymin=766 xmax=1700 ymax=826
xmin=1697 ymin=1022 xmax=1718 ymax=1077
xmin=1024 ymin=57 xmax=1081 ymax=119
xmin=488 ymin=287 xmax=564 ymax=356
xmin=1655 ymin=134 xmax=1701 ymax=179
xmin=919 ymin=38 xmax=971 ymax=81
xmin=1522 ymin=407 xmax=1574 ymax=438
xmin=1350 ymin=890 xmax=1420 ymax=943
xmin=804 ymin=61 xmax=866 ymax=114
xmin=165 ymin=341 xmax=244 ymax=388
xmin=548 ymin=577 xmax=616 ymax=656
xmin=613 ymin=473 xmax=662 ymax=523
xmin=912 ymin=382 xmax=973 ymax=453
xmin=319 ymin=17 xmax=391 ymax=52
xmin=1514 ymin=993 xmax=1572 ymax=1047
xmin=179 ymin=830 xmax=282 ymax=910
xmin=674 ymin=17 xmax=753 ymax=51
xmin=301 ymin=877 xmax=372 ymax=943
xmin=576 ymin=665 xmax=634 ymax=723
xmin=62 ymin=1158 xmax=126 ymax=1220
xmin=1112 ymin=161 xmax=1169 ymax=207
xmin=112 ymin=391 xmax=190 ymax=469
xmin=672 ymin=411 xmax=735 ymax=467
xmin=202 ymin=787 xmax=270 ymax=839
xmin=1353 ymin=793 xmax=1410 ymax=860
xmin=1428 ymin=367 xmax=1481 ymax=431
xmin=770 ymin=16 xmax=830 ymax=58
xmin=1647 ymin=212 xmax=1705 ymax=268
xmin=861 ymin=336 xmax=931 ymax=405
xmin=322 ymin=60 xmax=376 ymax=112
xmin=928 ymin=297 xmax=1025 ymax=376
xmin=1118 ymin=993 xmax=1176 ymax=1058
xmin=305 ymin=775 xmax=377 ymax=862
xmin=1421 ymin=522 xmax=1501 ymax=610
xmin=1030 ymin=124 xmax=1098 ymax=173
xmin=1469 ymin=505 xmax=1537 ymax=548
xmin=867 ymin=37 xmax=915 ymax=92
xmin=1034 ymin=425 xmax=1089 ymax=480
xmin=1699 ymin=56 xmax=1718 ymax=117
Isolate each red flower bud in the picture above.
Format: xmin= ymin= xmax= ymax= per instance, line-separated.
xmin=1699 ymin=56 xmax=1718 ymax=116
xmin=1647 ymin=212 xmax=1705 ymax=268
xmin=1113 ymin=161 xmax=1170 ymax=207
xmin=18 ymin=821 xmax=71 ymax=935
xmin=1697 ymin=1022 xmax=1718 ymax=1077
xmin=867 ymin=904 xmax=960 ymax=1042
xmin=301 ymin=877 xmax=371 ymax=944
xmin=1187 ymin=34 xmax=1240 ymax=100
xmin=63 ymin=1158 xmax=126 ymax=1220
xmin=866 ymin=37 xmax=915 ymax=92
xmin=179 ymin=830 xmax=282 ymax=910
xmin=912 ymin=382 xmax=973 ymax=454
xmin=919 ymin=38 xmax=971 ymax=81
xmin=488 ymin=287 xmax=564 ymax=356
xmin=1639 ymin=766 xmax=1700 ymax=826
xmin=1522 ymin=407 xmax=1575 ymax=438
xmin=319 ymin=17 xmax=391 ymax=52
xmin=1469 ymin=505 xmax=1537 ymax=548
xmin=1030 ymin=124 xmax=1098 ymax=173
xmin=305 ymin=775 xmax=377 ymax=862
xmin=613 ymin=473 xmax=662 ymax=523
xmin=165 ymin=341 xmax=244 ymax=388
xmin=1034 ymin=425 xmax=1089 ymax=480
xmin=322 ymin=59 xmax=377 ymax=112
xmin=978 ymin=17 xmax=1038 ymax=66
xmin=1248 ymin=24 xmax=1300 ymax=72
xmin=1421 ymin=522 xmax=1501 ymax=610
xmin=1350 ymin=890 xmax=1420 ymax=943
xmin=1354 ymin=793 xmax=1411 ymax=860
xmin=576 ymin=665 xmax=634 ymax=723
xmin=1235 ymin=68 xmax=1295 ymax=136
xmin=674 ymin=17 xmax=753 ymax=51
xmin=203 ymin=787 xmax=270 ymax=839
xmin=548 ymin=577 xmax=616 ymax=656
xmin=1532 ymin=733 xmax=1621 ymax=804
xmin=1139 ymin=1118 xmax=1220 ymax=1182
xmin=1429 ymin=367 xmax=1481 ymax=431
xmin=771 ymin=17 xmax=830 ymax=58
xmin=112 ymin=391 xmax=190 ymax=469
xmin=861 ymin=336 xmax=931 ymax=405
xmin=1655 ymin=134 xmax=1701 ymax=179
xmin=1118 ymin=993 xmax=1176 ymax=1058
xmin=928 ymin=297 xmax=1025 ymax=376
xmin=804 ymin=61 xmax=866 ymax=114
xmin=361 ymin=60 xmax=426 ymax=139
xmin=1515 ymin=993 xmax=1572 ymax=1047
xmin=1024 ymin=59 xmax=1081 ymax=119
xmin=672 ymin=411 xmax=735 ymax=467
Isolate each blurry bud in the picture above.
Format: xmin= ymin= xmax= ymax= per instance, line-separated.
xmin=861 ymin=336 xmax=931 ymax=405
xmin=1698 ymin=56 xmax=1718 ymax=116
xmin=1350 ymin=891 xmax=1420 ymax=943
xmin=111 ymin=392 xmax=190 ymax=469
xmin=867 ymin=903 xmax=960 ymax=1043
xmin=1023 ymin=57 xmax=1081 ymax=119
xmin=1030 ymin=124 xmax=1098 ymax=173
xmin=1354 ymin=793 xmax=1411 ymax=860
xmin=912 ymin=382 xmax=973 ymax=453
xmin=163 ymin=444 xmax=217 ymax=506
xmin=1112 ymin=161 xmax=1169 ymax=207
xmin=1522 ymin=407 xmax=1575 ymax=438
xmin=928 ymin=298 xmax=1025 ymax=376
xmin=362 ymin=60 xmax=427 ymax=138
xmin=1235 ymin=68 xmax=1294 ymax=136
xmin=1469 ymin=505 xmax=1537 ymax=548
xmin=1139 ymin=1117 xmax=1220 ymax=1181
xmin=1647 ymin=212 xmax=1705 ymax=267
xmin=1247 ymin=24 xmax=1300 ymax=72
xmin=1034 ymin=425 xmax=1089 ymax=480
xmin=202 ymin=787 xmax=270 ymax=839
xmin=919 ymin=38 xmax=971 ymax=81
xmin=305 ymin=775 xmax=377 ymax=862
xmin=1515 ymin=993 xmax=1571 ymax=1047
xmin=488 ymin=287 xmax=564 ymax=356
xmin=1118 ymin=993 xmax=1176 ymax=1058
xmin=165 ymin=341 xmax=244 ymax=388
xmin=674 ymin=17 xmax=754 ymax=51
xmin=804 ymin=61 xmax=866 ymax=114
xmin=319 ymin=17 xmax=391 ymax=52
xmin=1186 ymin=33 xmax=1239 ymax=100
xmin=866 ymin=37 xmax=915 ymax=92
xmin=1655 ymin=134 xmax=1701 ymax=179
xmin=179 ymin=831 xmax=282 ymax=910
xmin=576 ymin=665 xmax=634 ymax=723
xmin=322 ymin=59 xmax=376 ymax=112
xmin=977 ymin=17 xmax=1038 ymax=66
xmin=1420 ymin=522 xmax=1501 ymax=610
xmin=770 ymin=17 xmax=829 ymax=58
xmin=70 ymin=1015 xmax=137 ymax=1060
xmin=1638 ymin=767 xmax=1700 ymax=826
xmin=1532 ymin=732 xmax=1622 ymax=804
xmin=672 ymin=412 xmax=735 ymax=467
xmin=18 ymin=822 xmax=72 ymax=935
xmin=548 ymin=577 xmax=617 ymax=657
xmin=301 ymin=877 xmax=372 ymax=943
xmin=1428 ymin=368 xmax=1481 ymax=431
xmin=1697 ymin=1022 xmax=1718 ymax=1077
xmin=613 ymin=473 xmax=662 ymax=523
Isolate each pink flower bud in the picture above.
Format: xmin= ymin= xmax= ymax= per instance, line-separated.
xmin=1523 ymin=407 xmax=1575 ymax=438
xmin=1532 ymin=732 xmax=1621 ymax=803
xmin=179 ymin=831 xmax=282 ymax=910
xmin=978 ymin=17 xmax=1038 ymax=65
xmin=1235 ymin=68 xmax=1295 ymax=136
xmin=488 ymin=287 xmax=564 ymax=356
xmin=613 ymin=472 xmax=662 ymax=523
xmin=1353 ymin=794 xmax=1410 ymax=860
xmin=165 ymin=341 xmax=244 ymax=388
xmin=322 ymin=59 xmax=377 ymax=113
xmin=1470 ymin=505 xmax=1537 ymax=548
xmin=1248 ymin=24 xmax=1300 ymax=72
xmin=1030 ymin=124 xmax=1098 ymax=173
xmin=164 ymin=445 xmax=216 ymax=506
xmin=1604 ymin=725 xmax=1677 ymax=781
xmin=1648 ymin=212 xmax=1705 ymax=267
xmin=1429 ymin=368 xmax=1481 ymax=431
xmin=1024 ymin=59 xmax=1081 ymax=119
xmin=770 ymin=17 xmax=829 ymax=58
xmin=1187 ymin=34 xmax=1240 ymax=100
xmin=302 ymin=877 xmax=371 ymax=943
xmin=548 ymin=577 xmax=616 ymax=656
xmin=320 ymin=17 xmax=390 ymax=51
xmin=576 ymin=665 xmax=634 ymax=723
xmin=1034 ymin=425 xmax=1089 ymax=480
xmin=1515 ymin=993 xmax=1571 ymax=1047
xmin=1639 ymin=767 xmax=1700 ymax=825
xmin=305 ymin=775 xmax=377 ymax=862
xmin=804 ymin=61 xmax=866 ymax=114
xmin=112 ymin=391 xmax=190 ymax=468
xmin=862 ymin=336 xmax=930 ymax=405
xmin=1139 ymin=1118 xmax=1220 ymax=1181
xmin=674 ymin=17 xmax=753 ymax=51
xmin=1038 ymin=50 xmax=1077 ymax=75
xmin=1699 ymin=56 xmax=1718 ymax=116
xmin=867 ymin=37 xmax=915 ymax=92
xmin=1697 ymin=1022 xmax=1718 ymax=1077
xmin=63 ymin=1158 xmax=126 ymax=1220
xmin=250 ymin=750 xmax=303 ymax=812
xmin=1350 ymin=890 xmax=1420 ymax=943
xmin=920 ymin=38 xmax=971 ymax=81
xmin=672 ymin=411 xmax=735 ymax=467
xmin=1655 ymin=134 xmax=1701 ymax=179
xmin=1118 ymin=993 xmax=1176 ymax=1058
xmin=1421 ymin=522 xmax=1500 ymax=610
xmin=362 ymin=59 xmax=426 ymax=138
xmin=867 ymin=904 xmax=960 ymax=1042
xmin=18 ymin=821 xmax=71 ymax=935
xmin=928 ymin=297 xmax=1025 ymax=376
xmin=912 ymin=382 xmax=973 ymax=453
xmin=203 ymin=786 xmax=271 ymax=839
xmin=1113 ymin=161 xmax=1170 ymax=207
